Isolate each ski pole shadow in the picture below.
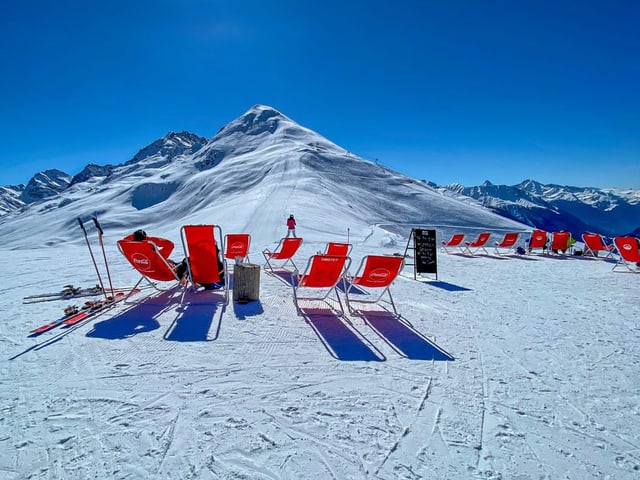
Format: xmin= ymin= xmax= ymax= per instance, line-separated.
xmin=360 ymin=311 xmax=454 ymax=361
xmin=298 ymin=306 xmax=385 ymax=362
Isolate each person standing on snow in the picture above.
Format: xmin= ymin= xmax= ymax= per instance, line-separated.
xmin=286 ymin=214 xmax=297 ymax=238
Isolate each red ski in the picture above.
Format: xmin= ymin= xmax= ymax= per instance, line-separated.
xmin=29 ymin=311 xmax=88 ymax=335
xmin=62 ymin=292 xmax=129 ymax=326
xmin=29 ymin=290 xmax=137 ymax=335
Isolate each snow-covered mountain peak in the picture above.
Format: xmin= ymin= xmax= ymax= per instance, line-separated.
xmin=19 ymin=169 xmax=72 ymax=204
xmin=517 ymin=179 xmax=545 ymax=194
xmin=70 ymin=163 xmax=114 ymax=186
xmin=126 ymin=131 xmax=208 ymax=166
xmin=0 ymin=185 xmax=26 ymax=216
xmin=212 ymin=105 xmax=345 ymax=152
xmin=216 ymin=104 xmax=288 ymax=138
xmin=192 ymin=105 xmax=349 ymax=172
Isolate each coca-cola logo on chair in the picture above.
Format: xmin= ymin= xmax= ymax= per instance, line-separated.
xmin=369 ymin=268 xmax=391 ymax=282
xmin=132 ymin=253 xmax=151 ymax=271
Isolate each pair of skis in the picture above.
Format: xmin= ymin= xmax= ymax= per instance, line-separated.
xmin=29 ymin=291 xmax=139 ymax=335
xmin=28 ymin=215 xmax=132 ymax=335
xmin=23 ymin=284 xmax=135 ymax=304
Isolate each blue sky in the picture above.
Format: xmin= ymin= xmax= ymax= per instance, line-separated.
xmin=2 ymin=1 xmax=638 ymax=188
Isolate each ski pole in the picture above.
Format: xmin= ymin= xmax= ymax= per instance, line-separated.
xmin=92 ymin=216 xmax=115 ymax=297
xmin=78 ymin=217 xmax=108 ymax=300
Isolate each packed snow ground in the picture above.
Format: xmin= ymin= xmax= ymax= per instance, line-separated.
xmin=1 ymin=230 xmax=639 ymax=479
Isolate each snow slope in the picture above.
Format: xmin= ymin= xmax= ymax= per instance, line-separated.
xmin=1 ymin=236 xmax=638 ymax=479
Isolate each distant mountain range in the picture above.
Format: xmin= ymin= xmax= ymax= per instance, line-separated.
xmin=0 ymin=105 xmax=638 ymax=249
xmin=437 ymin=180 xmax=640 ymax=238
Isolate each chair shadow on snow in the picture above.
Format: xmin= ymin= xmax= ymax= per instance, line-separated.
xmin=163 ymin=290 xmax=226 ymax=342
xmin=298 ymin=306 xmax=385 ymax=362
xmin=360 ymin=311 xmax=454 ymax=361
xmin=503 ymin=254 xmax=539 ymax=261
xmin=86 ymin=291 xmax=177 ymax=340
xmin=267 ymin=269 xmax=297 ymax=286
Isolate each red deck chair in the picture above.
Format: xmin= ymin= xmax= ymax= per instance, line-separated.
xmin=582 ymin=233 xmax=614 ymax=259
xmin=224 ymin=233 xmax=251 ymax=263
xmin=612 ymin=236 xmax=640 ymax=272
xmin=494 ymin=232 xmax=520 ymax=255
xmin=550 ymin=231 xmax=572 ymax=254
xmin=528 ymin=229 xmax=549 ymax=254
xmin=292 ymin=254 xmax=351 ymax=314
xmin=263 ymin=237 xmax=303 ymax=273
xmin=181 ymin=224 xmax=229 ymax=303
xmin=463 ymin=232 xmax=492 ymax=255
xmin=323 ymin=242 xmax=352 ymax=257
xmin=441 ymin=233 xmax=465 ymax=254
xmin=117 ymin=238 xmax=184 ymax=300
xmin=344 ymin=255 xmax=404 ymax=316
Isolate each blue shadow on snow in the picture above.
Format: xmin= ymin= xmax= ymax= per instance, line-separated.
xmin=362 ymin=312 xmax=454 ymax=361
xmin=85 ymin=292 xmax=177 ymax=340
xmin=299 ymin=307 xmax=384 ymax=362
xmin=164 ymin=289 xmax=226 ymax=342
xmin=267 ymin=269 xmax=297 ymax=286
xmin=426 ymin=281 xmax=472 ymax=292
xmin=233 ymin=300 xmax=264 ymax=320
xmin=335 ymin=278 xmax=367 ymax=295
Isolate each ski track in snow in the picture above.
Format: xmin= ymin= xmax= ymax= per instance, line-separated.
xmin=1 ymin=245 xmax=640 ymax=479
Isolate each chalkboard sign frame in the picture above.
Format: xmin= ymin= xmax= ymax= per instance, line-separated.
xmin=412 ymin=228 xmax=438 ymax=280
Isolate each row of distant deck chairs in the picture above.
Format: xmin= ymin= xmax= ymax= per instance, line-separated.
xmin=116 ymin=225 xmax=407 ymax=316
xmin=440 ymin=230 xmax=640 ymax=272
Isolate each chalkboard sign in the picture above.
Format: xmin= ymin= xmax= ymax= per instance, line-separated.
xmin=414 ymin=229 xmax=437 ymax=275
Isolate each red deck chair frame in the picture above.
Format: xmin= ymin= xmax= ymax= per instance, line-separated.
xmin=323 ymin=242 xmax=352 ymax=257
xmin=582 ymin=233 xmax=614 ymax=259
xmin=494 ymin=232 xmax=520 ymax=255
xmin=612 ymin=236 xmax=640 ymax=272
xmin=181 ymin=224 xmax=229 ymax=304
xmin=263 ymin=237 xmax=303 ymax=273
xmin=292 ymin=254 xmax=351 ymax=314
xmin=441 ymin=233 xmax=465 ymax=254
xmin=528 ymin=229 xmax=549 ymax=254
xmin=117 ymin=238 xmax=184 ymax=301
xmin=463 ymin=232 xmax=492 ymax=255
xmin=344 ymin=255 xmax=404 ymax=316
xmin=549 ymin=231 xmax=572 ymax=255
xmin=224 ymin=233 xmax=251 ymax=263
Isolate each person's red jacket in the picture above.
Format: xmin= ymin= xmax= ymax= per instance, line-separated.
xmin=287 ymin=218 xmax=296 ymax=229
xmin=123 ymin=234 xmax=174 ymax=259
